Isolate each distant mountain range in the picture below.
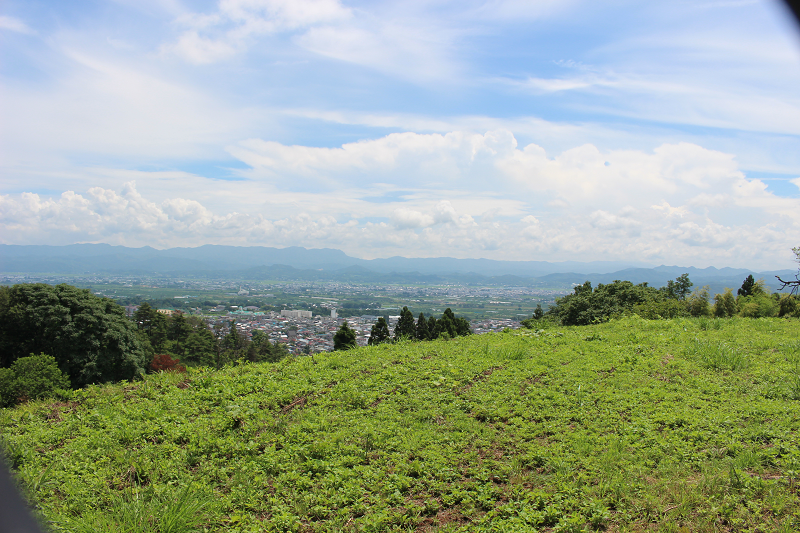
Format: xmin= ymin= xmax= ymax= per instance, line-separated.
xmin=1 ymin=244 xmax=795 ymax=295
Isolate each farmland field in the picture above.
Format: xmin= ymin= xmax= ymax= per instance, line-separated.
xmin=2 ymin=316 xmax=799 ymax=532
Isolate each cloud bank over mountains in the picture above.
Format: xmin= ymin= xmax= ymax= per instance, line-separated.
xmin=1 ymin=0 xmax=799 ymax=269
xmin=2 ymin=130 xmax=797 ymax=269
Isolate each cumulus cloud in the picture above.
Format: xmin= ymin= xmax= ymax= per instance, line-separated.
xmin=2 ymin=129 xmax=798 ymax=268
xmin=1 ymin=155 xmax=797 ymax=268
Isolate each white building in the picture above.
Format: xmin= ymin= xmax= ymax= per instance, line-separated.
xmin=281 ymin=309 xmax=313 ymax=318
xmin=331 ymin=309 xmax=337 ymax=319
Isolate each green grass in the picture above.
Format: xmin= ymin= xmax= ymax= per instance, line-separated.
xmin=2 ymin=316 xmax=800 ymax=532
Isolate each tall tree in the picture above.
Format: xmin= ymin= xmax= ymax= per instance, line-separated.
xmin=133 ymin=303 xmax=168 ymax=353
xmin=455 ymin=316 xmax=472 ymax=337
xmin=738 ymin=275 xmax=756 ymax=297
xmin=438 ymin=308 xmax=458 ymax=338
xmin=415 ymin=313 xmax=429 ymax=341
xmin=333 ymin=321 xmax=357 ymax=351
xmin=394 ymin=306 xmax=416 ymax=341
xmin=0 ymin=283 xmax=147 ymax=387
xmin=666 ymin=274 xmax=693 ymax=300
xmin=713 ymin=288 xmax=738 ymax=318
xmin=368 ymin=317 xmax=391 ymax=346
xmin=182 ymin=327 xmax=217 ymax=366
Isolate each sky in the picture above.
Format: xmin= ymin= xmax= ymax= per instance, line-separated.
xmin=1 ymin=0 xmax=799 ymax=270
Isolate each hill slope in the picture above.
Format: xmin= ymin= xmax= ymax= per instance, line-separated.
xmin=2 ymin=318 xmax=799 ymax=532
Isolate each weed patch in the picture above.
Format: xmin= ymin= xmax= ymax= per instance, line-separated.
xmin=1 ymin=318 xmax=799 ymax=532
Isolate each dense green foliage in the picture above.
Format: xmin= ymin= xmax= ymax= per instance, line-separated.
xmin=738 ymin=275 xmax=758 ymax=297
xmin=134 ymin=303 xmax=288 ymax=367
xmin=2 ymin=317 xmax=799 ymax=532
xmin=368 ymin=317 xmax=391 ymax=346
xmin=665 ymin=273 xmax=693 ymax=300
xmin=333 ymin=321 xmax=357 ymax=351
xmin=393 ymin=307 xmax=416 ymax=341
xmin=540 ymin=274 xmax=800 ymax=326
xmin=0 ymin=354 xmax=70 ymax=407
xmin=0 ymin=284 xmax=147 ymax=387
xmin=544 ymin=279 xmax=679 ymax=326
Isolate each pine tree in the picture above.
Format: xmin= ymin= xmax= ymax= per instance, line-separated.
xmin=368 ymin=317 xmax=391 ymax=345
xmin=394 ymin=306 xmax=416 ymax=341
xmin=738 ymin=275 xmax=756 ymax=297
xmin=333 ymin=321 xmax=357 ymax=351
xmin=415 ymin=313 xmax=429 ymax=341
xmin=427 ymin=317 xmax=439 ymax=340
xmin=438 ymin=308 xmax=458 ymax=338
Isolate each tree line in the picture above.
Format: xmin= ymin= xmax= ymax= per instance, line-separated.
xmin=529 ymin=271 xmax=800 ymax=327
xmin=333 ymin=306 xmax=472 ymax=350
xmin=0 ymin=284 xmax=290 ymax=407
xmin=132 ymin=303 xmax=289 ymax=369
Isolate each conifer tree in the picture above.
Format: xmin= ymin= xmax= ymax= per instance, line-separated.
xmin=427 ymin=317 xmax=439 ymax=340
xmin=394 ymin=306 xmax=416 ymax=341
xmin=438 ymin=308 xmax=458 ymax=338
xmin=415 ymin=313 xmax=429 ymax=341
xmin=738 ymin=275 xmax=757 ymax=297
xmin=368 ymin=317 xmax=391 ymax=345
xmin=333 ymin=321 xmax=357 ymax=351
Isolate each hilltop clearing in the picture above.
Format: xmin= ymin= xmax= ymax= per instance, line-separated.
xmin=2 ymin=317 xmax=799 ymax=532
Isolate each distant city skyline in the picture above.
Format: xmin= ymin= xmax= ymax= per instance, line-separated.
xmin=1 ymin=0 xmax=799 ymax=270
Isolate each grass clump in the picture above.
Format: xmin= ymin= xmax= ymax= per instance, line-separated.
xmin=686 ymin=338 xmax=749 ymax=371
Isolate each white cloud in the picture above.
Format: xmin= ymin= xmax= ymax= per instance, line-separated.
xmin=164 ymin=0 xmax=352 ymax=64
xmin=391 ymin=208 xmax=435 ymax=229
xmin=296 ymin=22 xmax=459 ymax=83
xmin=0 ymin=15 xmax=34 ymax=34
xmin=3 ymin=126 xmax=799 ymax=268
xmin=0 ymin=47 xmax=257 ymax=167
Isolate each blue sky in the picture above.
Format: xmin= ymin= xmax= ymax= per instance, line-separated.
xmin=1 ymin=0 xmax=799 ymax=269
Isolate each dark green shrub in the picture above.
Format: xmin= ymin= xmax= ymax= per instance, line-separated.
xmin=0 ymin=368 xmax=16 ymax=408
xmin=0 ymin=354 xmax=70 ymax=407
xmin=778 ymin=295 xmax=799 ymax=318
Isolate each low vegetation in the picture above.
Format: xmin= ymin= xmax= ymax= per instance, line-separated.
xmin=2 ymin=316 xmax=799 ymax=532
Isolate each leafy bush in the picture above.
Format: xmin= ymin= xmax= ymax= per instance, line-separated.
xmin=686 ymin=286 xmax=711 ymax=317
xmin=549 ymin=279 xmax=680 ymax=325
xmin=778 ymin=295 xmax=800 ymax=318
xmin=738 ymin=294 xmax=779 ymax=318
xmin=0 ymin=368 xmax=16 ymax=408
xmin=713 ymin=288 xmax=738 ymax=317
xmin=0 ymin=354 xmax=70 ymax=407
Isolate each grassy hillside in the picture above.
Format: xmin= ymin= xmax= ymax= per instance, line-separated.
xmin=2 ymin=317 xmax=799 ymax=532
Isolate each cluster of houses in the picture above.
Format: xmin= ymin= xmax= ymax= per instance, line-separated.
xmin=122 ymin=303 xmax=523 ymax=354
xmin=209 ymin=312 xmax=523 ymax=354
